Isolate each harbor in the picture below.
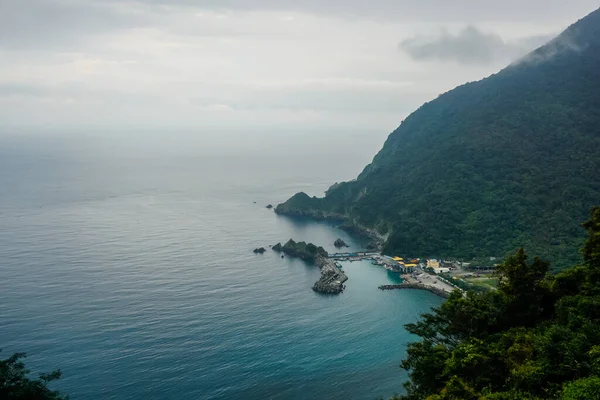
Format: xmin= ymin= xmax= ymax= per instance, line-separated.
xmin=378 ymin=272 xmax=457 ymax=298
xmin=271 ymin=243 xmax=468 ymax=297
xmin=378 ymin=284 xmax=451 ymax=298
xmin=328 ymin=252 xmax=418 ymax=273
xmin=328 ymin=252 xmax=459 ymax=297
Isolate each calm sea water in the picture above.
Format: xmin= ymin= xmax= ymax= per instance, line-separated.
xmin=0 ymin=130 xmax=442 ymax=400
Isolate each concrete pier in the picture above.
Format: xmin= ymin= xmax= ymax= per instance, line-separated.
xmin=378 ymin=283 xmax=450 ymax=298
xmin=313 ymin=256 xmax=348 ymax=294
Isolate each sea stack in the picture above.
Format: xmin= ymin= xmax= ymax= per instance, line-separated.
xmin=334 ymin=238 xmax=349 ymax=248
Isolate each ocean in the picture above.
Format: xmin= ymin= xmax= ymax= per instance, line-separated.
xmin=0 ymin=130 xmax=442 ymax=400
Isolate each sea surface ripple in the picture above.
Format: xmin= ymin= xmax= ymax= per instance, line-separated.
xmin=0 ymin=132 xmax=442 ymax=399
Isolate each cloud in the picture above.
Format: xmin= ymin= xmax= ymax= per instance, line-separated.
xmin=0 ymin=0 xmax=596 ymax=130
xmin=515 ymin=30 xmax=585 ymax=65
xmin=0 ymin=0 xmax=147 ymax=50
xmin=0 ymin=83 xmax=44 ymax=97
xmin=399 ymin=27 xmax=553 ymax=65
xmin=104 ymin=0 xmax=600 ymax=23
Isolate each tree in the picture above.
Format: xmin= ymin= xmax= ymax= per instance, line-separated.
xmin=0 ymin=352 xmax=65 ymax=399
xmin=396 ymin=207 xmax=600 ymax=399
xmin=582 ymin=207 xmax=600 ymax=286
xmin=495 ymin=248 xmax=552 ymax=327
xmin=561 ymin=377 xmax=600 ymax=400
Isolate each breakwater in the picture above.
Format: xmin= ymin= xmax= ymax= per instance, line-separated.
xmin=378 ymin=283 xmax=450 ymax=298
xmin=313 ymin=256 xmax=348 ymax=294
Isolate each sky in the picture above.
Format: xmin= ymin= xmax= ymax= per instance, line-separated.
xmin=0 ymin=0 xmax=598 ymax=132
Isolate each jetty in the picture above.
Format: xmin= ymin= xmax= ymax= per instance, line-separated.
xmin=313 ymin=256 xmax=348 ymax=294
xmin=378 ymin=283 xmax=450 ymax=298
xmin=328 ymin=252 xmax=379 ymax=261
xmin=378 ymin=270 xmax=460 ymax=298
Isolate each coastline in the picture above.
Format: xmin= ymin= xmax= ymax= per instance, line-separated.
xmin=271 ymin=240 xmax=347 ymax=294
xmin=337 ymin=220 xmax=386 ymax=249
xmin=270 ymin=215 xmax=455 ymax=299
xmin=378 ymin=283 xmax=451 ymax=298
xmin=378 ymin=271 xmax=459 ymax=298
xmin=274 ymin=208 xmax=386 ymax=250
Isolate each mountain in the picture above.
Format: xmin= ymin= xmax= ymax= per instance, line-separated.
xmin=276 ymin=9 xmax=600 ymax=268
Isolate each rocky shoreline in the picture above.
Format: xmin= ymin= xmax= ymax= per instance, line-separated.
xmin=273 ymin=239 xmax=327 ymax=263
xmin=378 ymin=283 xmax=451 ymax=298
xmin=313 ymin=255 xmax=348 ymax=294
xmin=274 ymin=205 xmax=385 ymax=251
xmin=273 ymin=203 xmax=346 ymax=222
xmin=270 ymin=240 xmax=347 ymax=294
xmin=266 ymin=236 xmax=453 ymax=297
xmin=334 ymin=238 xmax=349 ymax=248
xmin=337 ymin=221 xmax=385 ymax=251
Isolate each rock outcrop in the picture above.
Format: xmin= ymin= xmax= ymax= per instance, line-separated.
xmin=273 ymin=238 xmax=346 ymax=294
xmin=280 ymin=239 xmax=328 ymax=263
xmin=337 ymin=222 xmax=384 ymax=250
xmin=365 ymin=241 xmax=380 ymax=251
xmin=312 ymin=255 xmax=348 ymax=294
xmin=334 ymin=238 xmax=349 ymax=248
xmin=253 ymin=247 xmax=266 ymax=254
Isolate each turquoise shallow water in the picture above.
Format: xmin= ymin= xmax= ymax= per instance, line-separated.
xmin=0 ymin=132 xmax=442 ymax=399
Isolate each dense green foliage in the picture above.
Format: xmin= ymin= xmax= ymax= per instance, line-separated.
xmin=0 ymin=352 xmax=65 ymax=399
xmin=277 ymin=9 xmax=600 ymax=269
xmin=395 ymin=207 xmax=600 ymax=399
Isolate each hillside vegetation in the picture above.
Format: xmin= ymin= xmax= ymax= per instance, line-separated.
xmin=276 ymin=8 xmax=600 ymax=268
xmin=395 ymin=207 xmax=600 ymax=399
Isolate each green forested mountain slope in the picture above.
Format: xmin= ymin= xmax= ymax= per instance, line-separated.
xmin=276 ymin=8 xmax=600 ymax=268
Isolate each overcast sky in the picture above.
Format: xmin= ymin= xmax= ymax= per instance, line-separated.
xmin=0 ymin=0 xmax=598 ymax=132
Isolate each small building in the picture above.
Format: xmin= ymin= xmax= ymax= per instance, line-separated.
xmin=404 ymin=263 xmax=417 ymax=273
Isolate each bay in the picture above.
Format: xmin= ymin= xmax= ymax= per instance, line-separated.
xmin=0 ymin=130 xmax=442 ymax=399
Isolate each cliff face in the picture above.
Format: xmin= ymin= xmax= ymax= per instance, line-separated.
xmin=275 ymin=192 xmax=346 ymax=221
xmin=277 ymin=9 xmax=600 ymax=268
